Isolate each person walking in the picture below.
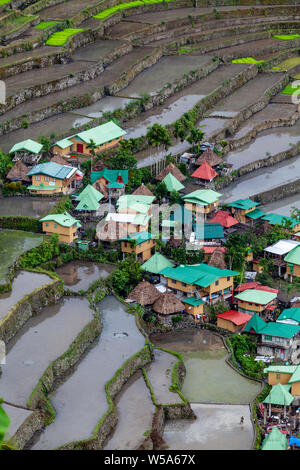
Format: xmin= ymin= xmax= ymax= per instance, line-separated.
xmin=240 ymin=416 xmax=244 ymax=425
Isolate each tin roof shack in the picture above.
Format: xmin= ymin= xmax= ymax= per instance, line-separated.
xmin=277 ymin=308 xmax=300 ymax=326
xmin=120 ymin=231 xmax=156 ymax=263
xmin=216 ymin=310 xmax=252 ymax=333
xmin=27 ymin=162 xmax=77 ymax=195
xmin=75 ymin=184 xmax=104 ymax=212
xmin=285 ymin=245 xmax=300 ymax=281
xmin=228 ymin=199 xmax=264 ymax=225
xmin=191 ymin=222 xmax=224 ymax=247
xmin=261 ymin=426 xmax=288 ymax=450
xmin=40 ymin=212 xmax=81 ymax=243
xmin=52 ymin=121 xmax=126 ymax=156
xmin=182 ymin=296 xmax=204 ymax=321
xmin=234 ymin=289 xmax=278 ymax=317
xmin=264 ymin=239 xmax=300 ymax=277
xmin=9 ymin=139 xmax=43 ymax=164
xmin=257 ymin=322 xmax=300 ymax=362
xmin=160 ymin=263 xmax=238 ymax=303
xmin=182 ymin=189 xmax=222 ymax=221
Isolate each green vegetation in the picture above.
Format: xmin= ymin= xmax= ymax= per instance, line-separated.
xmin=46 ymin=28 xmax=85 ymax=46
xmin=18 ymin=234 xmax=59 ymax=270
xmin=281 ymin=83 xmax=300 ymax=95
xmin=232 ymin=57 xmax=265 ymax=64
xmin=0 ymin=0 xmax=11 ymax=4
xmin=0 ymin=216 xmax=40 ymax=233
xmin=273 ymin=34 xmax=300 ymax=40
xmin=2 ymin=181 xmax=28 ymax=196
xmin=94 ymin=0 xmax=175 ymax=19
xmin=111 ymin=256 xmax=142 ymax=297
xmin=0 ymin=400 xmax=10 ymax=450
xmin=229 ymin=334 xmax=264 ymax=379
xmin=34 ymin=21 xmax=60 ymax=30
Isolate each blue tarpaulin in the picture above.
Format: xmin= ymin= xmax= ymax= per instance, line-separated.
xmin=289 ymin=436 xmax=300 ymax=447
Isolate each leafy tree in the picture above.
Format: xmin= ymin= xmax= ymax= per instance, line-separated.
xmin=154 ymin=181 xmax=168 ymax=202
xmin=111 ymin=149 xmax=137 ymax=170
xmin=146 ymin=124 xmax=171 ymax=150
xmin=111 ymin=256 xmax=142 ymax=297
xmin=187 ymin=126 xmax=204 ymax=152
xmin=0 ymin=152 xmax=12 ymax=180
xmin=169 ymin=190 xmax=182 ymax=205
xmin=38 ymin=136 xmax=51 ymax=155
xmin=86 ymin=139 xmax=97 ymax=158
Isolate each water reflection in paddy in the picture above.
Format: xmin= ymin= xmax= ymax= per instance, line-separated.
xmin=55 ymin=261 xmax=115 ymax=292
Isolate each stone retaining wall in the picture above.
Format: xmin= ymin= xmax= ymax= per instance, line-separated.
xmin=0 ymin=277 xmax=64 ymax=344
xmin=252 ymin=178 xmax=300 ymax=204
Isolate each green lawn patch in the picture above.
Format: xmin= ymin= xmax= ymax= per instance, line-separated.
xmin=34 ymin=21 xmax=60 ymax=30
xmin=281 ymin=83 xmax=300 ymax=95
xmin=273 ymin=34 xmax=300 ymax=40
xmin=46 ymin=28 xmax=84 ymax=46
xmin=94 ymin=0 xmax=175 ymax=20
xmin=232 ymin=57 xmax=265 ymax=64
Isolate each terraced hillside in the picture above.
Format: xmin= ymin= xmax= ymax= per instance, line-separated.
xmin=0 ymin=0 xmax=300 ymax=451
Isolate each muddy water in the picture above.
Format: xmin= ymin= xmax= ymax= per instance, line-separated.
xmin=222 ymin=155 xmax=300 ymax=203
xmin=119 ymin=55 xmax=213 ymax=98
xmin=151 ymin=330 xmax=260 ymax=403
xmin=0 ymin=197 xmax=56 ymax=218
xmin=104 ymin=371 xmax=155 ymax=450
xmin=145 ymin=349 xmax=182 ymax=404
xmin=73 ymin=96 xmax=132 ymax=118
xmin=163 ymin=403 xmax=254 ymax=450
xmin=0 ymin=230 xmax=43 ymax=283
xmin=55 ymin=261 xmax=115 ymax=292
xmin=0 ymin=297 xmax=93 ymax=407
xmin=31 ymin=296 xmax=145 ymax=450
xmin=262 ymin=194 xmax=300 ymax=216
xmin=0 ymin=271 xmax=52 ymax=321
xmin=226 ymin=119 xmax=300 ymax=169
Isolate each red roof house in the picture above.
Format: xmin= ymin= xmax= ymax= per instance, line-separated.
xmin=191 ymin=161 xmax=217 ymax=181
xmin=209 ymin=210 xmax=239 ymax=228
xmin=235 ymin=282 xmax=278 ymax=294
xmin=216 ymin=310 xmax=252 ymax=332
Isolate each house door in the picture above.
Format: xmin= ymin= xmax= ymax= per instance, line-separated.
xmin=77 ymin=143 xmax=84 ymax=153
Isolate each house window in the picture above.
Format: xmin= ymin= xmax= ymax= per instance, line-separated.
xmin=45 ymin=223 xmax=49 ymax=227
xmin=35 ymin=175 xmax=41 ymax=181
xmin=276 ymin=374 xmax=280 ymax=380
xmin=215 ymin=280 xmax=219 ymax=286
xmin=54 ymin=224 xmax=58 ymax=229
xmin=182 ymin=282 xmax=186 ymax=287
xmin=44 ymin=176 xmax=50 ymax=182
xmin=264 ymin=335 xmax=272 ymax=341
xmin=173 ymin=280 xmax=177 ymax=284
xmin=227 ymin=276 xmax=230 ymax=281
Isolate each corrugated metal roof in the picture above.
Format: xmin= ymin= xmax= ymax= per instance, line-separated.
xmin=284 ymin=245 xmax=300 ymax=265
xmin=195 ymin=222 xmax=224 ymax=240
xmin=9 ymin=139 xmax=43 ymax=154
xmin=235 ymin=289 xmax=277 ymax=305
xmin=263 ymin=383 xmax=294 ymax=406
xmin=182 ymin=189 xmax=221 ymax=205
xmin=27 ymin=162 xmax=76 ymax=179
xmin=228 ymin=199 xmax=260 ymax=210
xmin=141 ymin=253 xmax=175 ymax=274
xmin=40 ymin=211 xmax=80 ymax=227
xmin=260 ymin=322 xmax=300 ymax=338
xmin=264 ymin=239 xmax=300 ymax=256
xmin=162 ymin=173 xmax=185 ymax=192
xmin=216 ymin=310 xmax=251 ymax=325
xmin=74 ymin=121 xmax=126 ymax=146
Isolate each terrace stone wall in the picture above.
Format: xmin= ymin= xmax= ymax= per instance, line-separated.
xmin=0 ymin=278 xmax=64 ymax=344
xmin=252 ymin=178 xmax=300 ymax=204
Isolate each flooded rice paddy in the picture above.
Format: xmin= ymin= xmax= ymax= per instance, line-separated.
xmin=163 ymin=403 xmax=253 ymax=450
xmin=31 ymin=296 xmax=145 ymax=449
xmin=0 ymin=197 xmax=56 ymax=218
xmin=0 ymin=296 xmax=94 ymax=407
xmin=104 ymin=371 xmax=155 ymax=450
xmin=150 ymin=330 xmax=261 ymax=404
xmin=262 ymin=194 xmax=300 ymax=216
xmin=0 ymin=230 xmax=43 ymax=283
xmin=0 ymin=271 xmax=52 ymax=321
xmin=2 ymin=403 xmax=33 ymax=442
xmin=55 ymin=261 xmax=115 ymax=292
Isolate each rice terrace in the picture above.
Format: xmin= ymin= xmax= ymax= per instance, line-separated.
xmin=0 ymin=0 xmax=300 ymax=456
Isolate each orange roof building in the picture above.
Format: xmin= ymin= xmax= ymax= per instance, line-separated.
xmin=191 ymin=161 xmax=217 ymax=181
xmin=209 ymin=210 xmax=239 ymax=228
xmin=216 ymin=310 xmax=252 ymax=333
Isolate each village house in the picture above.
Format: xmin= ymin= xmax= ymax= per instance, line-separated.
xmin=191 ymin=161 xmax=218 ymax=186
xmin=243 ymin=313 xmax=267 ymax=335
xmin=284 ymin=245 xmax=300 ymax=280
xmin=277 ymin=308 xmax=300 ymax=326
xmin=132 ymin=184 xmax=155 ymax=198
xmin=216 ymin=310 xmax=252 ymax=333
xmin=262 ymin=213 xmax=300 ymax=233
xmin=27 ymin=162 xmax=78 ymax=195
xmin=182 ymin=189 xmax=222 ymax=221
xmin=264 ymin=364 xmax=300 ymax=397
xmin=264 ymin=239 xmax=300 ymax=277
xmin=160 ymin=263 xmax=238 ymax=303
xmin=6 ymin=160 xmax=30 ymax=185
xmin=161 ymin=172 xmax=185 ymax=193
xmin=227 ymin=199 xmax=265 ymax=224
xmin=261 ymin=426 xmax=288 ymax=451
xmin=120 ymin=231 xmax=156 ymax=263
xmin=191 ymin=222 xmax=224 ymax=246
xmin=51 ymin=121 xmax=126 ymax=156
xmin=141 ymin=252 xmax=175 ymax=281
xmin=155 ymin=163 xmax=186 ymax=183
xmin=194 ymin=149 xmax=222 ymax=168
xmin=74 ymin=184 xmax=104 ymax=212
xmin=234 ymin=289 xmax=277 ymax=317
xmin=152 ymin=291 xmax=185 ymax=316
xmin=182 ymin=297 xmax=204 ymax=321
xmin=9 ymin=139 xmax=43 ymax=164
xmin=39 ymin=211 xmax=81 ymax=243
xmin=208 ymin=210 xmax=239 ymax=231
xmin=91 ymin=168 xmax=128 ymax=201
xmin=257 ymin=322 xmax=300 ymax=361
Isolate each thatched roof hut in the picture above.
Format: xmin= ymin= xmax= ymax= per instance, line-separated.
xmin=127 ymin=280 xmax=161 ymax=305
xmin=51 ymin=154 xmax=71 ymax=166
xmin=195 ymin=149 xmax=222 ymax=167
xmin=209 ymin=247 xmax=227 ymax=270
xmin=92 ymin=159 xmax=107 ymax=172
xmin=155 ymin=163 xmax=186 ymax=183
xmin=166 ymin=236 xmax=183 ymax=249
xmin=6 ymin=160 xmax=30 ymax=182
xmin=93 ymin=179 xmax=108 ymax=199
xmin=153 ymin=291 xmax=185 ymax=315
xmin=133 ymin=184 xmax=154 ymax=197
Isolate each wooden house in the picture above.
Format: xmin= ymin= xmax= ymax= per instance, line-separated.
xmin=191 ymin=161 xmax=218 ymax=186
xmin=234 ymin=289 xmax=277 ymax=316
xmin=182 ymin=297 xmax=204 ymax=321
xmin=182 ymin=189 xmax=222 ymax=220
xmin=285 ymin=245 xmax=300 ymax=280
xmin=27 ymin=162 xmax=77 ymax=195
xmin=262 ymin=213 xmax=300 ymax=233
xmin=264 ymin=365 xmax=300 ymax=397
xmin=9 ymin=139 xmax=43 ymax=163
xmin=264 ymin=239 xmax=300 ymax=277
xmin=39 ymin=211 xmax=81 ymax=243
xmin=216 ymin=310 xmax=252 ymax=332
xmin=228 ymin=199 xmax=264 ymax=224
xmin=120 ymin=231 xmax=156 ymax=263
xmin=52 ymin=121 xmax=126 ymax=156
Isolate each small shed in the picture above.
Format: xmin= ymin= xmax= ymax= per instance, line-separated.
xmin=182 ymin=296 xmax=204 ymax=320
xmin=216 ymin=310 xmax=252 ymax=332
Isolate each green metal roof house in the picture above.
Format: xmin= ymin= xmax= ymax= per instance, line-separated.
xmin=40 ymin=211 xmax=81 ymax=243
xmin=228 ymin=199 xmax=260 ymax=210
xmin=262 ymin=213 xmax=300 ymax=230
xmin=263 ymin=382 xmax=294 ymax=406
xmin=162 ymin=173 xmax=185 ymax=192
xmin=141 ymin=252 xmax=175 ymax=274
xmin=195 ymin=222 xmax=224 ymax=240
xmin=261 ymin=426 xmax=288 ymax=451
xmin=27 ymin=162 xmax=76 ymax=180
xmin=40 ymin=212 xmax=81 ymax=228
xmin=243 ymin=313 xmax=266 ymax=333
xmin=235 ymin=289 xmax=277 ymax=305
xmin=277 ymin=308 xmax=300 ymax=325
xmin=285 ymin=245 xmax=300 ymax=266
xmin=260 ymin=322 xmax=300 ymax=339
xmin=9 ymin=139 xmax=43 ymax=155
xmin=182 ymin=189 xmax=222 ymax=206
xmin=91 ymin=168 xmax=129 ymax=186
xmin=75 ymin=184 xmax=103 ymax=211
xmin=120 ymin=231 xmax=153 ymax=245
